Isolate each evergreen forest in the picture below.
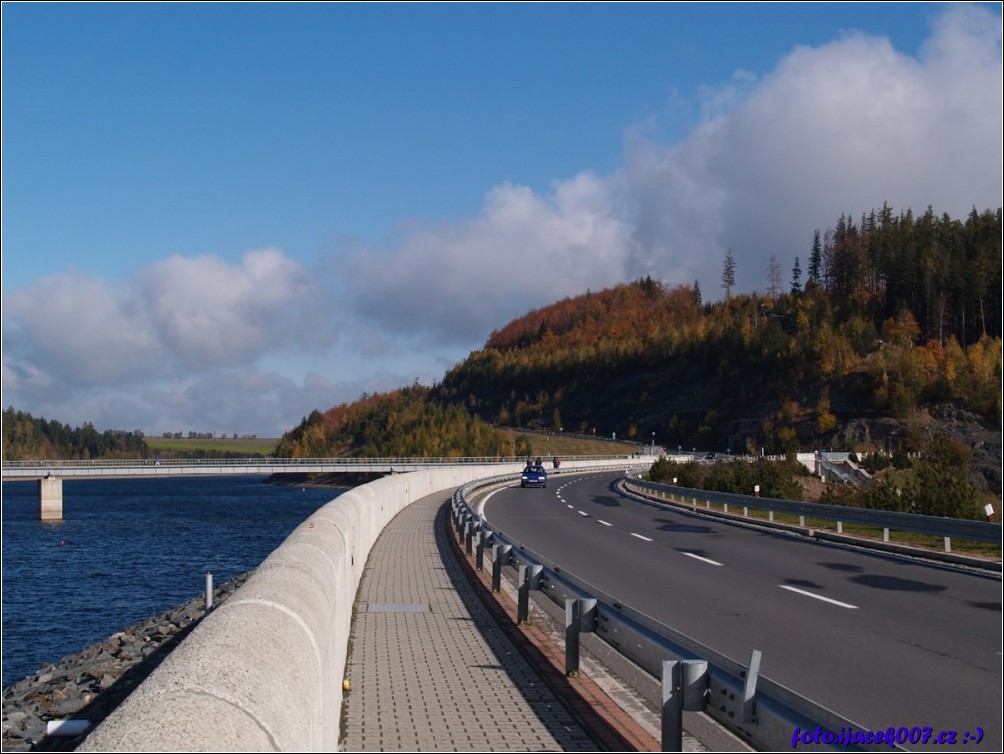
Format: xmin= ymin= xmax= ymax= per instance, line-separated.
xmin=2 ymin=407 xmax=150 ymax=461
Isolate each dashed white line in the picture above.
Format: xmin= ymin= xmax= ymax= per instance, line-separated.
xmin=597 ymin=520 xmax=612 ymax=527
xmin=681 ymin=552 xmax=723 ymax=567
xmin=567 ymin=504 xmax=574 ymax=509
xmin=779 ymin=585 xmax=858 ymax=610
xmin=578 ymin=510 xmax=590 ymax=517
xmin=630 ymin=533 xmax=653 ymax=542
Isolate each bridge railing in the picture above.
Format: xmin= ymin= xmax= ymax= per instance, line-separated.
xmin=1 ymin=453 xmax=641 ymax=473
xmin=454 ymin=472 xmax=905 ymax=752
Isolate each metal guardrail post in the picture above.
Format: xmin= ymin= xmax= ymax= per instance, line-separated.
xmin=492 ymin=544 xmax=511 ymax=592
xmin=517 ymin=564 xmax=542 ymax=624
xmin=465 ymin=521 xmax=476 ymax=555
xmin=662 ymin=660 xmax=683 ymax=751
xmin=661 ymin=658 xmax=710 ymax=751
xmin=742 ymin=649 xmax=762 ymax=724
xmin=682 ymin=659 xmax=709 ymax=711
xmin=564 ymin=599 xmax=581 ymax=676
xmin=475 ymin=530 xmax=488 ymax=570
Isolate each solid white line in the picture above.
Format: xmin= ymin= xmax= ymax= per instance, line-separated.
xmin=630 ymin=533 xmax=653 ymax=542
xmin=598 ymin=520 xmax=612 ymax=527
xmin=477 ymin=488 xmax=505 ymax=517
xmin=681 ymin=552 xmax=723 ymax=566
xmin=779 ymin=585 xmax=859 ymax=610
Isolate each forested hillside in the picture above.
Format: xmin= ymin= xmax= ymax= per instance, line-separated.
xmin=274 ymin=385 xmax=506 ymax=459
xmin=2 ymin=407 xmax=150 ymax=461
xmin=271 ymin=204 xmax=1001 ymax=505
xmin=436 ymin=205 xmax=1001 ymax=458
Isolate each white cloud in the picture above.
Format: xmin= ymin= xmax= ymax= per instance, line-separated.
xmin=3 ymin=4 xmax=1000 ymax=434
xmin=3 ymin=248 xmax=335 ymax=388
xmin=341 ymin=171 xmax=632 ymax=344
xmin=338 ymin=3 xmax=1000 ymax=336
xmin=622 ymin=4 xmax=1002 ymax=294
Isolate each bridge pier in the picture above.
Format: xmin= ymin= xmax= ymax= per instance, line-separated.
xmin=39 ymin=477 xmax=63 ymax=521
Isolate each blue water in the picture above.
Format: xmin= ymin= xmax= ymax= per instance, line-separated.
xmin=1 ymin=476 xmax=339 ymax=688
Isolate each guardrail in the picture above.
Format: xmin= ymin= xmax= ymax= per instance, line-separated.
xmin=1 ymin=454 xmax=642 ymax=477
xmin=623 ymin=474 xmax=1002 ymax=553
xmin=452 ymin=471 xmax=906 ymax=752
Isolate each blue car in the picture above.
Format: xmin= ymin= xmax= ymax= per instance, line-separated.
xmin=520 ymin=465 xmax=548 ymax=488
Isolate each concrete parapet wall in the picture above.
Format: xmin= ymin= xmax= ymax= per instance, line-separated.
xmin=80 ymin=459 xmax=636 ymax=752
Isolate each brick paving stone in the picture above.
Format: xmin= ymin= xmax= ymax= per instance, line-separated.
xmin=339 ymin=492 xmax=601 ymax=752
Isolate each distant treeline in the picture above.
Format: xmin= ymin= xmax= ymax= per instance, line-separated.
xmin=2 ymin=407 xmax=150 ymax=461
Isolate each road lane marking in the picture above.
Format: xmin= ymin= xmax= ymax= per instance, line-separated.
xmin=567 ymin=504 xmax=574 ymax=509
xmin=779 ymin=585 xmax=858 ymax=610
xmin=578 ymin=510 xmax=590 ymax=517
xmin=598 ymin=520 xmax=612 ymax=527
xmin=630 ymin=533 xmax=653 ymax=542
xmin=681 ymin=552 xmax=723 ymax=566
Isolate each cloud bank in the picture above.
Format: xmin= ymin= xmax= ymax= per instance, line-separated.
xmin=3 ymin=4 xmax=1000 ymax=435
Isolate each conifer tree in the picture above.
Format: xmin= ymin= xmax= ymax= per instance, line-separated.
xmin=808 ymin=230 xmax=823 ymax=283
xmin=721 ymin=250 xmax=737 ymax=298
xmin=791 ymin=256 xmax=803 ymax=294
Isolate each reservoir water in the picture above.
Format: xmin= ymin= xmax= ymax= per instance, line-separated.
xmin=1 ymin=476 xmax=338 ymax=688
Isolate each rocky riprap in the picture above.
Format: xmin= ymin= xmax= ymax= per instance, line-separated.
xmin=1 ymin=572 xmax=251 ymax=752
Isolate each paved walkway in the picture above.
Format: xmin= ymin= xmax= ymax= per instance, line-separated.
xmin=339 ymin=490 xmax=606 ymax=752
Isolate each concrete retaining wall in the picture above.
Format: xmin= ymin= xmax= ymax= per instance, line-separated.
xmin=79 ymin=459 xmax=640 ymax=751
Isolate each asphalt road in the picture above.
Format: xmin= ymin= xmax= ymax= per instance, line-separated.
xmin=483 ymin=470 xmax=1002 ymax=751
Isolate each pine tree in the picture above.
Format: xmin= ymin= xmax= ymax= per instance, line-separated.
xmin=767 ymin=255 xmax=781 ymax=299
xmin=693 ymin=280 xmax=702 ymax=306
xmin=808 ymin=230 xmax=823 ymax=283
xmin=791 ymin=256 xmax=803 ymax=294
xmin=721 ymin=250 xmax=737 ymax=298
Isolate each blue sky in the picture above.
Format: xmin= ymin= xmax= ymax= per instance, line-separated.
xmin=2 ymin=2 xmax=1001 ymax=437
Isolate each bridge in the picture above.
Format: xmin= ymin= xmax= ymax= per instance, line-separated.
xmin=8 ymin=457 xmax=999 ymax=750
xmin=62 ymin=460 xmax=1001 ymax=751
xmin=1 ymin=454 xmax=646 ymax=520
